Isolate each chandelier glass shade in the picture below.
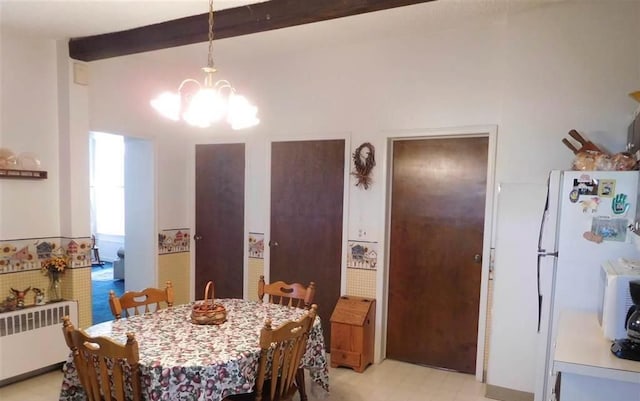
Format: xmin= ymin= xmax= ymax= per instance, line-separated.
xmin=150 ymin=0 xmax=259 ymax=130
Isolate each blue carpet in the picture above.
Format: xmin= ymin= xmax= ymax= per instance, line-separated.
xmin=91 ymin=262 xmax=124 ymax=324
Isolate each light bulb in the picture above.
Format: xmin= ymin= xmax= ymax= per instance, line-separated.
xmin=150 ymin=92 xmax=181 ymax=121
xmin=227 ymin=94 xmax=259 ymax=130
xmin=183 ymin=88 xmax=226 ymax=128
xmin=152 ymin=80 xmax=259 ymax=129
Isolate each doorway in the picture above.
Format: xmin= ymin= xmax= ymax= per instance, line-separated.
xmin=89 ymin=132 xmax=125 ymax=323
xmin=89 ymin=133 xmax=156 ymax=323
xmin=386 ymin=135 xmax=489 ymax=374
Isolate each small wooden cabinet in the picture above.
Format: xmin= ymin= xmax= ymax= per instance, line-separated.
xmin=330 ymin=295 xmax=375 ymax=372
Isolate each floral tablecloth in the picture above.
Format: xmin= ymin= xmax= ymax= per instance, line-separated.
xmin=59 ymin=299 xmax=329 ymax=401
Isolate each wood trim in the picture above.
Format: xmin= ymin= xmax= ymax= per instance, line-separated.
xmin=485 ymin=384 xmax=534 ymax=401
xmin=68 ymin=0 xmax=435 ymax=61
xmin=0 ymin=169 xmax=48 ymax=179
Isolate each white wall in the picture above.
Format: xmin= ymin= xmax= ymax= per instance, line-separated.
xmin=57 ymin=44 xmax=91 ymax=238
xmin=0 ymin=31 xmax=91 ymax=240
xmin=0 ymin=29 xmax=60 ymax=239
xmin=124 ymin=136 xmax=156 ymax=291
xmin=2 ymin=0 xmax=639 ymax=395
xmin=497 ymin=1 xmax=639 ymax=183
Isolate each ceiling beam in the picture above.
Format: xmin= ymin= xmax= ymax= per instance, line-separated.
xmin=68 ymin=0 xmax=435 ymax=61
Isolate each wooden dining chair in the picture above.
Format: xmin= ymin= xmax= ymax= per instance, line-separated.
xmin=90 ymin=235 xmax=103 ymax=266
xmin=257 ymin=276 xmax=316 ymax=401
xmin=226 ymin=305 xmax=318 ymax=401
xmin=62 ymin=316 xmax=142 ymax=401
xmin=258 ymin=275 xmax=316 ymax=309
xmin=109 ymin=281 xmax=174 ymax=319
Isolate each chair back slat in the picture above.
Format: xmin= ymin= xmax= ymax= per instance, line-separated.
xmin=112 ymin=362 xmax=124 ymax=401
xmin=254 ymin=305 xmax=317 ymax=401
xmin=62 ymin=316 xmax=142 ymax=401
xmin=269 ymin=345 xmax=283 ymax=400
xmin=109 ymin=281 xmax=174 ymax=319
xmin=99 ymin=356 xmax=112 ymax=401
xmin=258 ymin=276 xmax=315 ymax=309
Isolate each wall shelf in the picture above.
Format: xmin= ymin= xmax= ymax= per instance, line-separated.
xmin=0 ymin=168 xmax=48 ymax=179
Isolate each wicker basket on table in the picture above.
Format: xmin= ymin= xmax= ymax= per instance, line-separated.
xmin=191 ymin=281 xmax=227 ymax=325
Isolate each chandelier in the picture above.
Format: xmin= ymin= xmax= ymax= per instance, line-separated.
xmin=150 ymin=0 xmax=259 ymax=129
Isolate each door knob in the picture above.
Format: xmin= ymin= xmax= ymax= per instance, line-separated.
xmin=194 ymin=235 xmax=203 ymax=240
xmin=473 ymin=254 xmax=482 ymax=264
xmin=269 ymin=240 xmax=279 ymax=247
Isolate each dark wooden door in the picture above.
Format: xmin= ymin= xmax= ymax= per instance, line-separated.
xmin=386 ymin=137 xmax=488 ymax=373
xmin=195 ymin=143 xmax=245 ymax=299
xmin=270 ymin=140 xmax=344 ymax=346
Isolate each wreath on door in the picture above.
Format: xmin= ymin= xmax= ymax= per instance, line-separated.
xmin=352 ymin=142 xmax=376 ymax=189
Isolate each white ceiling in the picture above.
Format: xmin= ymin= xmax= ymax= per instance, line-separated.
xmin=0 ymin=0 xmax=263 ymax=39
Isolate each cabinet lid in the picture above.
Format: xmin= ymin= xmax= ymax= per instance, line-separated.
xmin=330 ymin=296 xmax=374 ymax=325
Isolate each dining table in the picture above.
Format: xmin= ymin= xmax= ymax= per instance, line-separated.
xmin=58 ymin=299 xmax=329 ymax=401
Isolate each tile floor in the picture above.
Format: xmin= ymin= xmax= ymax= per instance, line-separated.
xmin=0 ymin=359 xmax=495 ymax=401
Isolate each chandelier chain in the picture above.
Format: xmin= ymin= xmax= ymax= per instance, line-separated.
xmin=207 ymin=0 xmax=215 ymax=68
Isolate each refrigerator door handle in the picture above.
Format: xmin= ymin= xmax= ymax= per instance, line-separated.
xmin=537 ymin=253 xmax=543 ymax=333
xmin=535 ymin=173 xmax=556 ymax=334
xmin=536 ymin=251 xmax=558 ymax=333
xmin=537 ymin=176 xmax=552 ymax=251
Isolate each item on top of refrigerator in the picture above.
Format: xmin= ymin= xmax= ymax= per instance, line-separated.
xmin=562 ymin=128 xmax=637 ymax=171
xmin=562 ymin=129 xmax=614 ymax=171
xmin=562 ymin=129 xmax=605 ymax=154
xmin=611 ymin=152 xmax=637 ymax=171
xmin=571 ymin=151 xmax=637 ymax=171
xmin=594 ymin=153 xmax=614 ymax=170
xmin=572 ymin=150 xmax=607 ymax=171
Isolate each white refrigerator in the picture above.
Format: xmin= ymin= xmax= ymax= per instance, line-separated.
xmin=534 ymin=170 xmax=640 ymax=401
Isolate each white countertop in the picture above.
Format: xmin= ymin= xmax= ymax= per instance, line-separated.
xmin=553 ymin=310 xmax=640 ymax=384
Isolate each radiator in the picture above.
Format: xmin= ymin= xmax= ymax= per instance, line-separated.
xmin=0 ymin=300 xmax=78 ymax=383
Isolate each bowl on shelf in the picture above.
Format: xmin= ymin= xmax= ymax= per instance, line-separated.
xmin=0 ymin=148 xmax=17 ymax=169
xmin=17 ymin=152 xmax=41 ymax=170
